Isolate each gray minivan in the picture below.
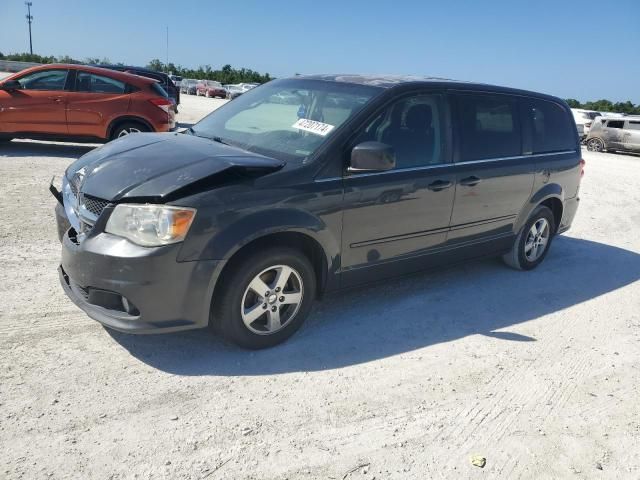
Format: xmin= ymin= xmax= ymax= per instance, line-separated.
xmin=586 ymin=117 xmax=640 ymax=153
xmin=53 ymin=75 xmax=584 ymax=349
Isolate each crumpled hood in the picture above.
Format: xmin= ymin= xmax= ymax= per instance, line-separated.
xmin=66 ymin=132 xmax=284 ymax=202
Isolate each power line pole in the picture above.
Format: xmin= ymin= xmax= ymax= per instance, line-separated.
xmin=166 ymin=25 xmax=169 ymax=72
xmin=25 ymin=2 xmax=33 ymax=55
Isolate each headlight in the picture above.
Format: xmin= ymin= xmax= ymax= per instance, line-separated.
xmin=105 ymin=204 xmax=196 ymax=247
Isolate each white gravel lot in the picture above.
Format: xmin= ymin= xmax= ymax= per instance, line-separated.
xmin=0 ymin=94 xmax=639 ymax=480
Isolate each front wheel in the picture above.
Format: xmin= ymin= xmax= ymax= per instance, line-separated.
xmin=212 ymin=248 xmax=316 ymax=349
xmin=586 ymin=138 xmax=604 ymax=152
xmin=503 ymin=206 xmax=555 ymax=270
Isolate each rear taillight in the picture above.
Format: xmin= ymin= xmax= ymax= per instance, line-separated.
xmin=580 ymin=159 xmax=586 ymax=177
xmin=149 ymin=97 xmax=173 ymax=113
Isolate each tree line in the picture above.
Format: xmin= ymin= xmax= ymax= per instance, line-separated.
xmin=0 ymin=52 xmax=272 ymax=84
xmin=565 ymin=98 xmax=640 ymax=116
xmin=145 ymin=59 xmax=271 ymax=84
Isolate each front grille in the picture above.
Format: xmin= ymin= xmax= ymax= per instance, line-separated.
xmin=81 ymin=194 xmax=109 ymax=218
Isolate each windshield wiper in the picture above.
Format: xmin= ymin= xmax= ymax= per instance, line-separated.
xmin=211 ymin=136 xmax=231 ymax=146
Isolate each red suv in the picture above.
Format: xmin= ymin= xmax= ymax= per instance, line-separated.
xmin=195 ymin=80 xmax=226 ymax=98
xmin=0 ymin=64 xmax=175 ymax=142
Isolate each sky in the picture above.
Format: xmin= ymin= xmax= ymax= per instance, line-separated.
xmin=1 ymin=0 xmax=639 ymax=103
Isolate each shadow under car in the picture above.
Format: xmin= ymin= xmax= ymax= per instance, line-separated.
xmin=107 ymin=236 xmax=640 ymax=376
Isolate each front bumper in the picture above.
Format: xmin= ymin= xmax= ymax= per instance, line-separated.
xmin=56 ymin=204 xmax=224 ymax=334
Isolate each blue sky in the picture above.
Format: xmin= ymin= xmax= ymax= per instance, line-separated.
xmin=1 ymin=0 xmax=639 ymax=102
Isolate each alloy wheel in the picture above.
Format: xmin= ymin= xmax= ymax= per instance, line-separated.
xmin=587 ymin=138 xmax=604 ymax=152
xmin=117 ymin=127 xmax=141 ymax=138
xmin=240 ymin=265 xmax=304 ymax=335
xmin=524 ymin=218 xmax=550 ymax=262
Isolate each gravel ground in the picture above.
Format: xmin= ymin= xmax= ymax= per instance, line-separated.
xmin=0 ymin=95 xmax=639 ymax=479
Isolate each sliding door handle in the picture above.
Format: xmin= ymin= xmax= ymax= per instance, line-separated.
xmin=459 ymin=176 xmax=482 ymax=187
xmin=427 ymin=180 xmax=452 ymax=191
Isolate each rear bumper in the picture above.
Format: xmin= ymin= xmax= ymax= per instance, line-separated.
xmin=56 ymin=206 xmax=224 ymax=333
xmin=558 ymin=196 xmax=580 ymax=234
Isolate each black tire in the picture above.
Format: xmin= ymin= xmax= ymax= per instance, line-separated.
xmin=586 ymin=137 xmax=604 ymax=152
xmin=0 ymin=137 xmax=13 ymax=142
xmin=503 ymin=206 xmax=555 ymax=271
xmin=212 ymin=247 xmax=316 ymax=349
xmin=110 ymin=121 xmax=149 ymax=141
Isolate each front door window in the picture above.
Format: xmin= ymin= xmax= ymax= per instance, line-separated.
xmin=16 ymin=70 xmax=69 ymax=91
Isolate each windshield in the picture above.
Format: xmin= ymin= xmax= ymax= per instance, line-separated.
xmin=190 ymin=79 xmax=381 ymax=161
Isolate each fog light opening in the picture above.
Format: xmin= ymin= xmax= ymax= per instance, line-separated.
xmin=121 ymin=296 xmax=140 ymax=316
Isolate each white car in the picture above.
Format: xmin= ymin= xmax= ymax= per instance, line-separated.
xmin=238 ymin=83 xmax=259 ymax=91
xmin=600 ymin=111 xmax=625 ymax=118
xmin=571 ymin=109 xmax=601 ymax=139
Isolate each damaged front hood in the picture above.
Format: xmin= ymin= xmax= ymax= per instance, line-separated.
xmin=66 ymin=132 xmax=284 ymax=202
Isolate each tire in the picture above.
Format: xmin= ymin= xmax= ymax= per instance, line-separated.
xmin=110 ymin=122 xmax=149 ymax=141
xmin=586 ymin=137 xmax=604 ymax=152
xmin=212 ymin=247 xmax=316 ymax=349
xmin=0 ymin=137 xmax=12 ymax=142
xmin=503 ymin=206 xmax=555 ymax=271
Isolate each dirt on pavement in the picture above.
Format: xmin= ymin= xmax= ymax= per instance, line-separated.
xmin=0 ymin=95 xmax=639 ymax=479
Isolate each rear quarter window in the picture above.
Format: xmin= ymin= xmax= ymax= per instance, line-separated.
xmin=525 ymin=99 xmax=576 ymax=153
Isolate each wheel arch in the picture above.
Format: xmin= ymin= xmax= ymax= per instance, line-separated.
xmin=515 ymin=184 xmax=565 ymax=234
xmin=216 ymin=230 xmax=330 ymax=298
xmin=106 ymin=116 xmax=154 ymax=139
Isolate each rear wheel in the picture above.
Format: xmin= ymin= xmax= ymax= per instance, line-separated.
xmin=110 ymin=122 xmax=149 ymax=141
xmin=586 ymin=138 xmax=604 ymax=152
xmin=212 ymin=247 xmax=316 ymax=349
xmin=503 ymin=206 xmax=555 ymax=270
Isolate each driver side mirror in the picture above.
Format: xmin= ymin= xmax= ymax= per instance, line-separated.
xmin=0 ymin=80 xmax=22 ymax=91
xmin=349 ymin=141 xmax=396 ymax=172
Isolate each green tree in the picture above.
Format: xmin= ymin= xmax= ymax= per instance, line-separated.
xmin=147 ymin=59 xmax=164 ymax=72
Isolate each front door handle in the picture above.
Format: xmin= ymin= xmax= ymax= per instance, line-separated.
xmin=459 ymin=176 xmax=482 ymax=187
xmin=48 ymin=96 xmax=63 ymax=103
xmin=427 ymin=180 xmax=452 ymax=191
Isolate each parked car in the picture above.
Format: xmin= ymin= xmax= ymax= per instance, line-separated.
xmin=0 ymin=64 xmax=175 ymax=143
xmin=196 ymin=80 xmax=226 ymax=98
xmin=585 ymin=116 xmax=640 ymax=153
xmin=600 ymin=111 xmax=625 ymax=118
xmin=571 ymin=108 xmax=601 ymax=140
xmin=53 ymin=74 xmax=583 ymax=349
xmin=97 ymin=65 xmax=180 ymax=107
xmin=225 ymin=84 xmax=244 ymax=99
xmin=168 ymin=74 xmax=182 ymax=88
xmin=181 ymin=79 xmax=198 ymax=95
